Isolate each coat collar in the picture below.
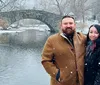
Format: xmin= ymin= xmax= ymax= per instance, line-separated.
xmin=60 ymin=31 xmax=85 ymax=58
xmin=60 ymin=32 xmax=74 ymax=47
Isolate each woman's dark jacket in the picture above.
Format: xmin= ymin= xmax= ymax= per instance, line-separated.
xmin=84 ymin=39 xmax=100 ymax=85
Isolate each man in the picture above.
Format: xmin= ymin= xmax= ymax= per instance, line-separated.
xmin=41 ymin=15 xmax=86 ymax=85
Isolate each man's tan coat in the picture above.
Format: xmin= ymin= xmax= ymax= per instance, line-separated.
xmin=41 ymin=32 xmax=86 ymax=85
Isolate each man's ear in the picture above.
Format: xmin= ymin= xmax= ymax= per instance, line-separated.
xmin=74 ymin=23 xmax=76 ymax=28
xmin=57 ymin=22 xmax=62 ymax=32
xmin=59 ymin=22 xmax=62 ymax=29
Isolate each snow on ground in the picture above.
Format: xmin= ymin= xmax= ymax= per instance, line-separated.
xmin=0 ymin=30 xmax=25 ymax=34
xmin=0 ymin=24 xmax=50 ymax=34
xmin=10 ymin=24 xmax=50 ymax=31
xmin=18 ymin=26 xmax=50 ymax=31
xmin=0 ymin=20 xmax=99 ymax=34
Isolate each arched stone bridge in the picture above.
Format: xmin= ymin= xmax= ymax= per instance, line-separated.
xmin=0 ymin=10 xmax=61 ymax=32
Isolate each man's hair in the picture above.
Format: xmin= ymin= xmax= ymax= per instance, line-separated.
xmin=61 ymin=15 xmax=75 ymax=21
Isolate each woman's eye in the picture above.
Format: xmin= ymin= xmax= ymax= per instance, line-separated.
xmin=89 ymin=31 xmax=92 ymax=33
xmin=95 ymin=32 xmax=99 ymax=34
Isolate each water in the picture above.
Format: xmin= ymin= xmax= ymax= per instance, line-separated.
xmin=0 ymin=28 xmax=51 ymax=85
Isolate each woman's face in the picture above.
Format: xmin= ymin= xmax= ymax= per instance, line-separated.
xmin=89 ymin=26 xmax=99 ymax=41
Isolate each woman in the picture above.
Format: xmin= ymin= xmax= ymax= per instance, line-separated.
xmin=84 ymin=24 xmax=100 ymax=85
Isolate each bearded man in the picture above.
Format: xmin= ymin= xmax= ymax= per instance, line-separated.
xmin=41 ymin=15 xmax=86 ymax=85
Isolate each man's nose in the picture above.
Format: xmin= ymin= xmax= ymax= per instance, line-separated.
xmin=67 ymin=24 xmax=70 ymax=27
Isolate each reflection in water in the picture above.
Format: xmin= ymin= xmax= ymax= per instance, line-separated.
xmin=0 ymin=29 xmax=51 ymax=85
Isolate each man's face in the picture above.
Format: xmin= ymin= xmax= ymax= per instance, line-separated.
xmin=60 ymin=17 xmax=76 ymax=35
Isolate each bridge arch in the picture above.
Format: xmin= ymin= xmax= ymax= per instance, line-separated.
xmin=0 ymin=10 xmax=61 ymax=32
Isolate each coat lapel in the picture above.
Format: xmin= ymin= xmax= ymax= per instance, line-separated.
xmin=73 ymin=32 xmax=85 ymax=58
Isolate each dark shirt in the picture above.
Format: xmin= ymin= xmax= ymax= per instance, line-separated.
xmin=63 ymin=33 xmax=74 ymax=46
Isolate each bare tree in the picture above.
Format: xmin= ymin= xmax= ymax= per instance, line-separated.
xmin=38 ymin=0 xmax=71 ymax=16
xmin=0 ymin=0 xmax=95 ymax=23
xmin=53 ymin=0 xmax=71 ymax=16
xmin=0 ymin=0 xmax=27 ymax=12
xmin=91 ymin=0 xmax=100 ymax=21
xmin=0 ymin=0 xmax=3 ymax=3
xmin=38 ymin=0 xmax=93 ymax=21
xmin=70 ymin=0 xmax=91 ymax=22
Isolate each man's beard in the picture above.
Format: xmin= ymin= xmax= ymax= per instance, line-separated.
xmin=62 ymin=27 xmax=75 ymax=35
